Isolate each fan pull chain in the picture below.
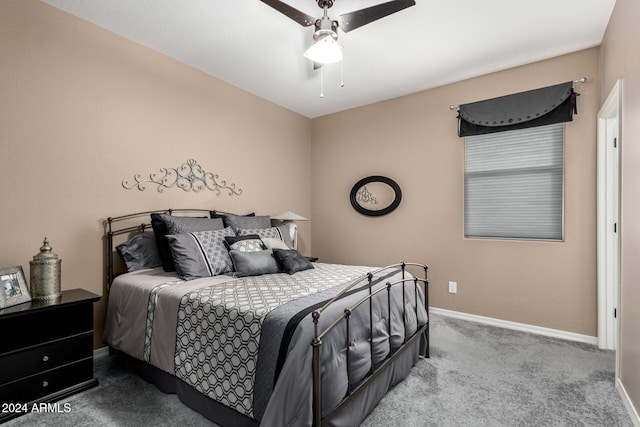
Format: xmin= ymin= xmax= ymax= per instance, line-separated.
xmin=318 ymin=61 xmax=344 ymax=98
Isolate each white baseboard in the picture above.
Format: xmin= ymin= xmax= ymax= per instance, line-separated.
xmin=430 ymin=307 xmax=598 ymax=346
xmin=94 ymin=346 xmax=109 ymax=359
xmin=617 ymin=378 xmax=640 ymax=426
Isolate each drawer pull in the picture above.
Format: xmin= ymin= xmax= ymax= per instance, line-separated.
xmin=42 ymin=355 xmax=49 ymax=362
xmin=42 ymin=381 xmax=49 ymax=388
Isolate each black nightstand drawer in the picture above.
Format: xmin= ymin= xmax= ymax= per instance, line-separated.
xmin=0 ymin=289 xmax=99 ymax=422
xmin=0 ymin=358 xmax=94 ymax=405
xmin=0 ymin=303 xmax=93 ymax=354
xmin=0 ymin=333 xmax=93 ymax=385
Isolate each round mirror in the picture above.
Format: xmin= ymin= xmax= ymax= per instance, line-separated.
xmin=350 ymin=176 xmax=402 ymax=216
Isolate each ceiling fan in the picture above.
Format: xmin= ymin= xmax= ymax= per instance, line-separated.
xmin=260 ymin=0 xmax=416 ymax=65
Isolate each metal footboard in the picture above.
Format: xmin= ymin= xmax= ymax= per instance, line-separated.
xmin=310 ymin=262 xmax=429 ymax=427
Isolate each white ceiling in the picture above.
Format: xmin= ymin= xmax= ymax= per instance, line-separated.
xmin=42 ymin=0 xmax=616 ymax=118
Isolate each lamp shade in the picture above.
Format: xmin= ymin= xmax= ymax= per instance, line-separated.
xmin=271 ymin=211 xmax=308 ymax=221
xmin=303 ymin=35 xmax=343 ymax=64
xmin=272 ymin=211 xmax=307 ymax=250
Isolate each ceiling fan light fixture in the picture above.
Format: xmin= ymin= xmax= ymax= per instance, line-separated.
xmin=304 ymin=33 xmax=342 ymax=64
xmin=262 ymin=0 xmax=418 ymax=67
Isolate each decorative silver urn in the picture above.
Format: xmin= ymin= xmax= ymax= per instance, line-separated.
xmin=29 ymin=238 xmax=61 ymax=300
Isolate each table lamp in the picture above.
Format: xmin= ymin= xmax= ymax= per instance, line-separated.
xmin=271 ymin=211 xmax=308 ymax=250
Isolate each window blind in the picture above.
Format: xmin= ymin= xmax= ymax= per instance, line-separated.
xmin=464 ymin=123 xmax=564 ymax=240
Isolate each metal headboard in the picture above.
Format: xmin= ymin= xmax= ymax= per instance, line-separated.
xmin=106 ymin=208 xmax=214 ymax=288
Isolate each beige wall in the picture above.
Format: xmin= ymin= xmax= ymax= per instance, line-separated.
xmin=311 ymin=48 xmax=600 ymax=336
xmin=0 ymin=0 xmax=618 ymax=379
xmin=0 ymin=0 xmax=312 ymax=348
xmin=600 ymin=0 xmax=640 ymax=416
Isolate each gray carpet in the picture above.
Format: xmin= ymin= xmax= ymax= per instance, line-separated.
xmin=5 ymin=314 xmax=632 ymax=426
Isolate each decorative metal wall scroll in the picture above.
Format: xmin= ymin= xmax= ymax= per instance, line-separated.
xmin=355 ymin=186 xmax=379 ymax=205
xmin=122 ymin=159 xmax=242 ymax=195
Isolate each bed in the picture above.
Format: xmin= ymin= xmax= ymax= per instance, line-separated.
xmin=103 ymin=209 xmax=429 ymax=426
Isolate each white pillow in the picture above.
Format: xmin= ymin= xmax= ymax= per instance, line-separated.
xmin=261 ymin=237 xmax=290 ymax=250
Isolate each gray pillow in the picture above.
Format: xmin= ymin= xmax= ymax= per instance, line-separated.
xmin=222 ymin=213 xmax=271 ymax=231
xmin=151 ymin=213 xmax=224 ymax=272
xmin=229 ymin=249 xmax=281 ymax=277
xmin=166 ymin=227 xmax=235 ymax=280
xmin=116 ymin=233 xmax=161 ymax=272
xmin=210 ymin=210 xmax=255 ymax=219
xmin=273 ymin=249 xmax=314 ymax=274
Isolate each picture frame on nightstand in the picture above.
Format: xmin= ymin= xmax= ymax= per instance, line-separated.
xmin=0 ymin=266 xmax=31 ymax=309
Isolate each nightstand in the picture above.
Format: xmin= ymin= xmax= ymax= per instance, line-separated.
xmin=0 ymin=289 xmax=100 ymax=423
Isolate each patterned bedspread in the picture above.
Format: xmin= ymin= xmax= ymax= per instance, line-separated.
xmin=173 ymin=263 xmax=372 ymax=418
xmin=104 ymin=263 xmax=426 ymax=424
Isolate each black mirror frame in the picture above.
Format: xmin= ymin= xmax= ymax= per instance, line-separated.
xmin=350 ymin=175 xmax=402 ymax=217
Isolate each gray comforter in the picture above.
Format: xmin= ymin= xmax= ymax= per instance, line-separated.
xmin=104 ymin=263 xmax=427 ymax=426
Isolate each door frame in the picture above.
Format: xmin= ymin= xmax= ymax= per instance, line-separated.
xmin=597 ymin=80 xmax=622 ymax=357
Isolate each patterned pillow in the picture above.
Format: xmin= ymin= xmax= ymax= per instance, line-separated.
xmin=273 ymin=249 xmax=314 ymax=274
xmin=237 ymin=226 xmax=294 ymax=249
xmin=151 ymin=213 xmax=225 ymax=272
xmin=166 ymin=227 xmax=236 ymax=280
xmin=224 ymin=235 xmax=265 ymax=252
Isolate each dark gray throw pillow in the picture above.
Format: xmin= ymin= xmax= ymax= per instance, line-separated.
xmin=229 ymin=249 xmax=281 ymax=277
xmin=209 ymin=210 xmax=255 ymax=219
xmin=273 ymin=249 xmax=314 ymax=275
xmin=151 ymin=213 xmax=225 ymax=272
xmin=116 ymin=232 xmax=161 ymax=272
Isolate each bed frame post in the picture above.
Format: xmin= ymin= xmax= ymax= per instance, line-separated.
xmin=424 ymin=265 xmax=430 ymax=358
xmin=312 ymin=310 xmax=322 ymax=427
xmin=107 ymin=217 xmax=114 ymax=289
xmin=387 ymin=282 xmax=393 ymax=353
xmin=345 ymin=308 xmax=352 ymax=396
xmin=367 ymin=272 xmax=374 ymax=374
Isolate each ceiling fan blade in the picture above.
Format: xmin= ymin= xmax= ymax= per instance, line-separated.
xmin=337 ymin=0 xmax=416 ymax=33
xmin=260 ymin=0 xmax=316 ymax=27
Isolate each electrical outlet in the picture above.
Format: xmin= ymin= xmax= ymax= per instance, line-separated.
xmin=448 ymin=281 xmax=457 ymax=294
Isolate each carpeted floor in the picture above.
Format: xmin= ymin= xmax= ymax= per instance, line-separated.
xmin=5 ymin=314 xmax=632 ymax=426
xmin=362 ymin=315 xmax=632 ymax=427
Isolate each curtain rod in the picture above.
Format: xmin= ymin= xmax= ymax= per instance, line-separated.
xmin=448 ymin=77 xmax=587 ymax=110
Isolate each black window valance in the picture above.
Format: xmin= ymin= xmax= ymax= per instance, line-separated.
xmin=457 ymin=81 xmax=578 ymax=137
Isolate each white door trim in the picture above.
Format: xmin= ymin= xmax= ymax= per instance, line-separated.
xmin=597 ymin=80 xmax=622 ymax=356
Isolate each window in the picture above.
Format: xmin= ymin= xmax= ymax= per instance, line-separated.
xmin=464 ymin=123 xmax=564 ymax=240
